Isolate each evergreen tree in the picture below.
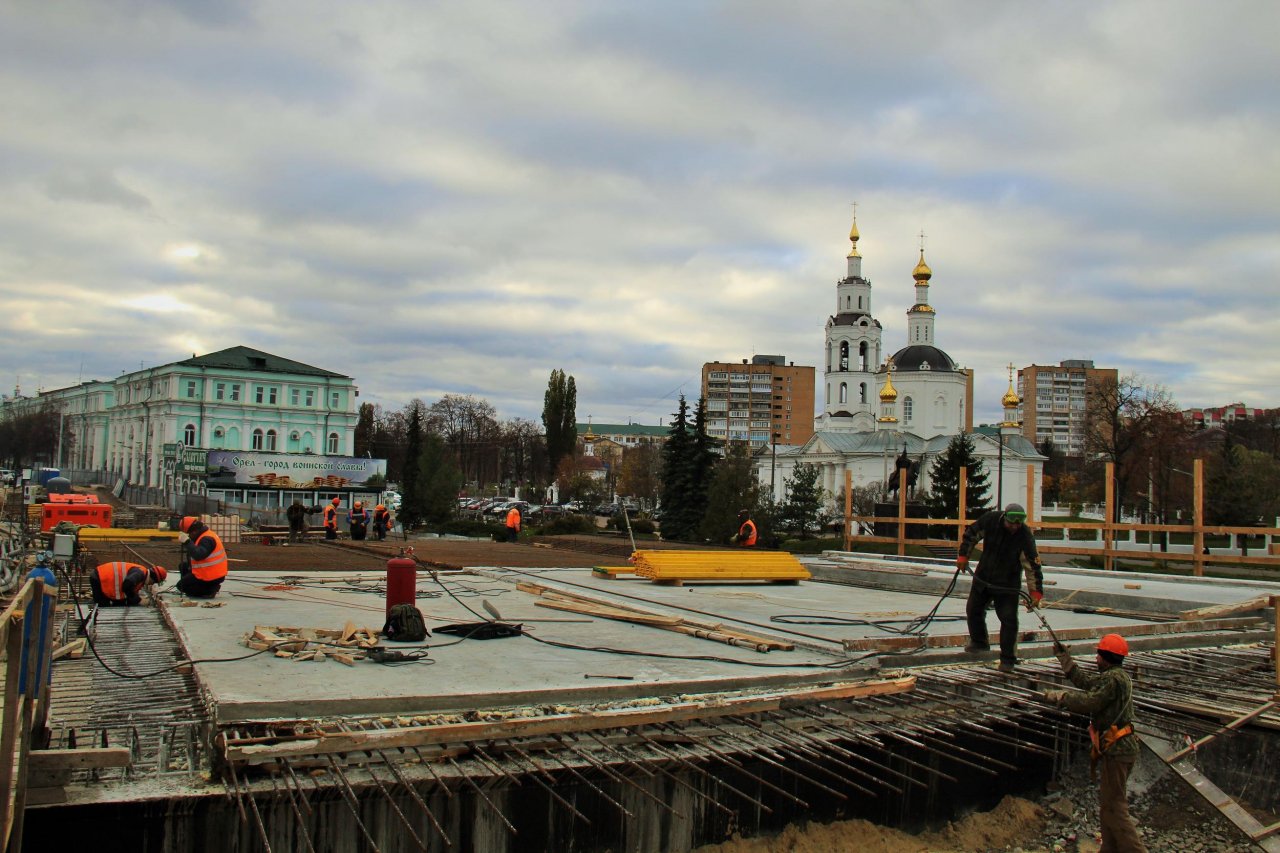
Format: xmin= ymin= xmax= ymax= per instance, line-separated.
xmin=700 ymin=444 xmax=762 ymax=544
xmin=399 ymin=401 xmax=427 ymax=530
xmin=418 ymin=432 xmax=464 ymax=525
xmin=689 ymin=396 xmax=720 ymax=515
xmin=925 ymin=432 xmax=991 ymax=521
xmin=354 ymin=403 xmax=376 ymax=458
xmin=542 ymin=369 xmax=577 ymax=480
xmin=779 ymin=463 xmax=827 ymax=539
xmin=659 ymin=395 xmax=700 ymax=541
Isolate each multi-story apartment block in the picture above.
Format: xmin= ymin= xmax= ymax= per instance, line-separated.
xmin=701 ymin=356 xmax=815 ymax=448
xmin=1016 ymin=359 xmax=1117 ymax=456
xmin=1182 ymin=403 xmax=1270 ymax=428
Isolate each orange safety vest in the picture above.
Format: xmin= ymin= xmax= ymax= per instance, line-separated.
xmin=505 ymin=507 xmax=521 ymax=531
xmin=738 ymin=519 xmax=758 ymax=547
xmin=97 ymin=561 xmax=147 ymax=600
xmin=189 ymin=529 xmax=228 ymax=582
xmin=322 ymin=504 xmax=338 ymax=529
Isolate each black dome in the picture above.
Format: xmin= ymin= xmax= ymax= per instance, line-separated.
xmin=890 ymin=344 xmax=956 ymax=372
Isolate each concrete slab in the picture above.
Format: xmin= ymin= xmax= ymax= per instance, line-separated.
xmin=153 ymin=557 xmax=1277 ymax=724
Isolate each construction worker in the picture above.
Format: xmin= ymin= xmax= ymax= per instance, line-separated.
xmin=1042 ymin=634 xmax=1146 ymax=852
xmin=372 ymin=503 xmax=393 ymax=540
xmin=348 ymin=500 xmax=370 ymax=541
xmin=957 ymin=502 xmax=1043 ymax=673
xmin=285 ymin=500 xmax=320 ymax=543
xmin=735 ymin=509 xmax=758 ymax=547
xmin=176 ymin=516 xmax=228 ymax=598
xmin=504 ymin=503 xmax=522 ymax=543
xmin=322 ymin=496 xmax=341 ymax=540
xmin=90 ymin=560 xmax=167 ymax=606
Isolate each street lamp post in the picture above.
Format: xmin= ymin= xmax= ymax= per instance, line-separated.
xmin=770 ymin=432 xmax=779 ymax=499
xmin=997 ymin=432 xmax=1004 ymax=509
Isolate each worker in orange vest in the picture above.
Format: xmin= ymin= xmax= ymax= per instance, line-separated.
xmin=90 ymin=560 xmax=167 ymax=606
xmin=176 ymin=516 xmax=228 ymax=598
xmin=372 ymin=504 xmax=394 ymax=540
xmin=322 ymin=497 xmax=341 ymax=540
xmin=505 ymin=504 xmax=522 ymax=542
xmin=735 ymin=509 xmax=758 ymax=547
xmin=349 ymin=500 xmax=370 ymax=541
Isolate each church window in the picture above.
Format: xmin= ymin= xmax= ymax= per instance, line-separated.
xmin=839 ymin=342 xmax=849 ymax=371
xmin=903 ymin=397 xmax=913 ymax=423
xmin=839 ymin=383 xmax=848 ymax=404
xmin=859 ymin=383 xmax=867 ymax=404
xmin=858 ymin=296 xmax=863 ymax=310
xmin=859 ymin=341 xmax=868 ymax=371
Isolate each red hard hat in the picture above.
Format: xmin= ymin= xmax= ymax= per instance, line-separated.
xmin=1097 ymin=634 xmax=1129 ymax=657
xmin=151 ymin=565 xmax=168 ymax=583
xmin=375 ymin=504 xmax=386 ymax=511
xmin=332 ymin=497 xmax=341 ymax=505
xmin=179 ymin=516 xmax=197 ymax=533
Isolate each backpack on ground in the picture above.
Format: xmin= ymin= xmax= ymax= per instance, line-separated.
xmin=383 ymin=603 xmax=428 ymax=642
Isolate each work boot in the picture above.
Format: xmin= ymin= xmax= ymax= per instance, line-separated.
xmin=997 ymin=659 xmax=1018 ymax=673
xmin=964 ymin=643 xmax=990 ymax=654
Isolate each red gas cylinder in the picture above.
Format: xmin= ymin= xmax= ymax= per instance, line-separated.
xmin=386 ymin=556 xmax=417 ymax=618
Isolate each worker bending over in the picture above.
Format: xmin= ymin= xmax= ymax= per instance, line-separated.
xmin=735 ymin=509 xmax=758 ymax=547
xmin=91 ymin=560 xmax=167 ymax=606
xmin=957 ymin=502 xmax=1043 ymax=672
xmin=372 ymin=503 xmax=394 ymax=540
xmin=1043 ymin=634 xmax=1147 ymax=852
xmin=177 ymin=516 xmax=228 ymax=598
xmin=349 ymin=500 xmax=370 ymax=541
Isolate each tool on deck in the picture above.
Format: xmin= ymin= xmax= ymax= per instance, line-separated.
xmin=1020 ymin=590 xmax=1065 ymax=648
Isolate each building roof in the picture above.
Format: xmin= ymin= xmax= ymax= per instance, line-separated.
xmin=830 ymin=312 xmax=883 ymax=329
xmin=171 ymin=346 xmax=350 ymax=379
xmin=576 ymin=423 xmax=668 ymax=437
xmin=887 ymin=344 xmax=956 ymax=372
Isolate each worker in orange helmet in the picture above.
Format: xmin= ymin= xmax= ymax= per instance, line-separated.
xmin=734 ymin=509 xmax=758 ymax=547
xmin=372 ymin=503 xmax=394 ymax=541
xmin=90 ymin=560 xmax=167 ymax=606
xmin=504 ymin=503 xmax=522 ymax=543
xmin=348 ymin=500 xmax=370 ymax=541
xmin=176 ymin=516 xmax=228 ymax=598
xmin=1042 ymin=634 xmax=1146 ymax=853
xmin=322 ymin=497 xmax=341 ymax=540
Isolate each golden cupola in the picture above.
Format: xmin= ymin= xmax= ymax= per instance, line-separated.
xmin=879 ymin=361 xmax=899 ymax=403
xmin=1002 ymin=380 xmax=1020 ymax=409
xmin=847 ymin=215 xmax=861 ymax=259
xmin=912 ymin=249 xmax=932 ymax=281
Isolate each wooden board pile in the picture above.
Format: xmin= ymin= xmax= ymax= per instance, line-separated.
xmin=630 ymin=549 xmax=811 ymax=585
xmin=241 ymin=621 xmax=381 ymax=666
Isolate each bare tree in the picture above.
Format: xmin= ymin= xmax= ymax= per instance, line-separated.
xmin=1084 ymin=374 xmax=1181 ymax=522
xmin=617 ymin=443 xmax=663 ymax=510
xmin=428 ymin=394 xmax=500 ymax=487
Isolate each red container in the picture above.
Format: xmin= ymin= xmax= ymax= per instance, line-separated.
xmin=386 ymin=556 xmax=417 ymax=619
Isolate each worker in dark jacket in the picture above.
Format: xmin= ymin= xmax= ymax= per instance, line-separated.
xmin=957 ymin=502 xmax=1043 ymax=672
xmin=1042 ymin=634 xmax=1146 ymax=852
xmin=322 ymin=497 xmax=341 ymax=539
xmin=348 ymin=501 xmax=370 ymax=541
xmin=176 ymin=516 xmax=228 ymax=598
xmin=372 ymin=504 xmax=393 ymax=540
xmin=90 ymin=560 xmax=167 ymax=606
xmin=285 ymin=500 xmax=320 ymax=543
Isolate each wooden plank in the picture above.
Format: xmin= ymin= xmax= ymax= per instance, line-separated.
xmin=225 ymin=676 xmax=916 ymax=765
xmin=840 ymin=616 xmax=1268 ymax=653
xmin=1141 ymin=734 xmax=1280 ymax=852
xmin=1169 ymin=700 xmax=1278 ymax=761
xmin=27 ymin=747 xmax=132 ymax=771
xmin=1179 ymin=594 xmax=1274 ymax=621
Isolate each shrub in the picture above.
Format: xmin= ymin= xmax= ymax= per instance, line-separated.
xmin=629 ymin=518 xmax=656 ymax=535
xmin=780 ymin=537 xmax=843 ymax=555
xmin=434 ymin=519 xmax=493 ymax=538
xmin=538 ymin=514 xmax=597 ymax=536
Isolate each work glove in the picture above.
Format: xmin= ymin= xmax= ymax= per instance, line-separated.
xmin=956 ymin=554 xmax=970 ymax=574
xmin=1030 ymin=590 xmax=1044 ymax=608
xmin=177 ymin=532 xmax=189 ymax=544
xmin=1041 ymin=689 xmax=1066 ymax=705
xmin=1055 ymin=647 xmax=1074 ymax=671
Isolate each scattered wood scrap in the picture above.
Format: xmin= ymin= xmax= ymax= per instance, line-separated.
xmin=241 ymin=621 xmax=380 ymax=663
xmin=1179 ymin=594 xmax=1274 ymax=621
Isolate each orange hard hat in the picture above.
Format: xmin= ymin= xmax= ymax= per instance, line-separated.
xmin=179 ymin=516 xmax=197 ymax=533
xmin=354 ymin=501 xmax=363 ymax=509
xmin=332 ymin=497 xmax=341 ymax=505
xmin=151 ymin=565 xmax=168 ymax=583
xmin=375 ymin=504 xmax=385 ymax=511
xmin=1097 ymin=634 xmax=1129 ymax=657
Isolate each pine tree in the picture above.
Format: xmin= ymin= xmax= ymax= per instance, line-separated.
xmin=418 ymin=432 xmax=464 ymax=525
xmin=542 ymin=369 xmax=577 ymax=480
xmin=659 ymin=396 xmax=698 ymax=540
xmin=399 ymin=401 xmax=426 ymax=530
xmin=925 ymin=432 xmax=991 ymax=521
xmin=779 ymin=463 xmax=827 ymax=538
xmin=700 ymin=444 xmax=762 ymax=544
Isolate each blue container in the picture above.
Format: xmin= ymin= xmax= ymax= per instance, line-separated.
xmin=18 ymin=566 xmax=57 ymax=696
xmin=37 ymin=468 xmax=61 ymax=486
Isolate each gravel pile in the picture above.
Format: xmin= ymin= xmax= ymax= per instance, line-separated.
xmin=1029 ymin=750 xmax=1265 ymax=853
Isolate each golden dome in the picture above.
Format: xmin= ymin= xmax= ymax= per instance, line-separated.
xmin=908 ymin=303 xmax=935 ymax=313
xmin=912 ymin=249 xmax=932 ymax=281
xmin=1002 ymin=378 xmax=1020 ymax=409
xmin=879 ymin=362 xmax=898 ymax=402
xmin=847 ymin=216 xmax=861 ymax=259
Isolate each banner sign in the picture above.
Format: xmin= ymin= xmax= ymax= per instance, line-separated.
xmin=205 ymin=451 xmax=387 ymax=489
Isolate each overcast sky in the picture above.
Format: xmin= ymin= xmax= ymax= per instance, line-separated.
xmin=2 ymin=1 xmax=1277 ymax=429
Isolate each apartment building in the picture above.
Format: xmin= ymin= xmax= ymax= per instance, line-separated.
xmin=701 ymin=356 xmax=816 ymax=447
xmin=1016 ymin=359 xmax=1117 ymax=456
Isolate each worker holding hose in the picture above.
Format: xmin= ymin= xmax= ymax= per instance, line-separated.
xmin=1042 ymin=634 xmax=1146 ymax=853
xmin=957 ymin=502 xmax=1044 ymax=672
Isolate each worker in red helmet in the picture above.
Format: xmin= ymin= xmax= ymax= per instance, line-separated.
xmin=1042 ymin=634 xmax=1145 ymax=852
xmin=322 ymin=497 xmax=341 ymax=540
xmin=734 ymin=509 xmax=758 ymax=547
xmin=348 ymin=500 xmax=370 ymax=541
xmin=176 ymin=515 xmax=228 ymax=598
xmin=90 ymin=560 xmax=167 ymax=606
xmin=956 ymin=502 xmax=1044 ymax=673
xmin=372 ymin=503 xmax=393 ymax=541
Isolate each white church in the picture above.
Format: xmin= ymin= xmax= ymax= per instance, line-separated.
xmin=760 ymin=216 xmax=1043 ymax=512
